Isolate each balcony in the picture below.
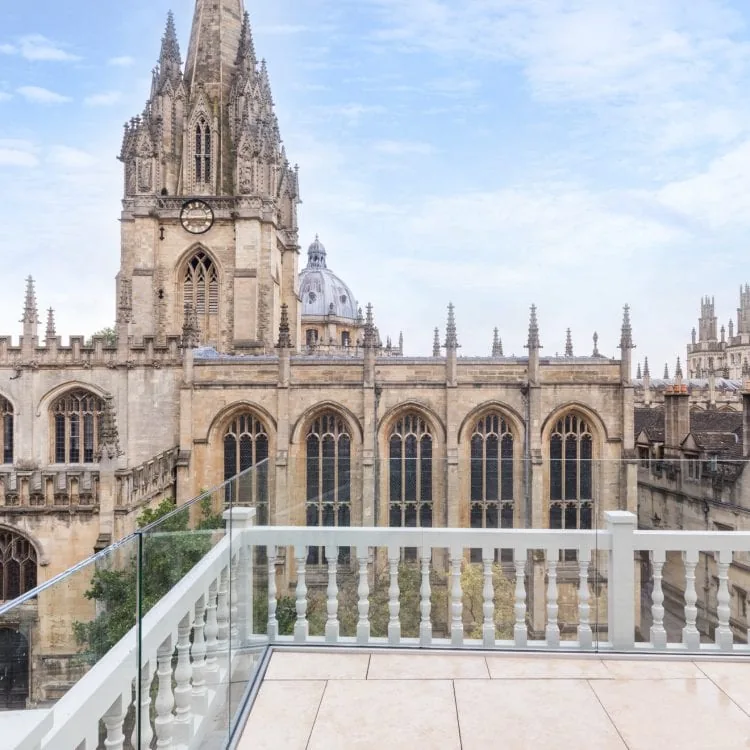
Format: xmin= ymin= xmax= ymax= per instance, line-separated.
xmin=1 ymin=465 xmax=750 ymax=749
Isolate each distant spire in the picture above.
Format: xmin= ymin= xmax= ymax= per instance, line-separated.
xmin=675 ymin=356 xmax=683 ymax=380
xmin=21 ymin=276 xmax=39 ymax=338
xmin=492 ymin=327 xmax=503 ymax=357
xmin=433 ymin=327 xmax=441 ymax=357
xmin=45 ymin=308 xmax=56 ymax=340
xmin=619 ymin=305 xmax=633 ymax=349
xmin=526 ymin=305 xmax=540 ymax=350
xmin=182 ymin=303 xmax=200 ymax=348
xmin=157 ymin=11 xmax=182 ymax=85
xmin=565 ymin=328 xmax=573 ymax=357
xmin=276 ymin=303 xmax=292 ymax=349
xmin=398 ymin=331 xmax=404 ymax=355
xmin=235 ymin=11 xmax=257 ymax=69
xmin=444 ymin=303 xmax=458 ymax=349
xmin=363 ymin=303 xmax=377 ymax=348
xmin=663 ymin=362 xmax=669 ymax=379
xmin=636 ymin=362 xmax=642 ymax=379
xmin=643 ymin=356 xmax=650 ymax=378
xmin=592 ymin=332 xmax=600 ymax=357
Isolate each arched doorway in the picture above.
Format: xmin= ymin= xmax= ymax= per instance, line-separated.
xmin=0 ymin=628 xmax=28 ymax=708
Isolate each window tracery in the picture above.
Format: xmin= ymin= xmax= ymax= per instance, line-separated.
xmin=306 ymin=413 xmax=351 ymax=564
xmin=0 ymin=530 xmax=37 ymax=601
xmin=51 ymin=390 xmax=103 ymax=464
xmin=194 ymin=117 xmax=211 ymax=186
xmin=389 ymin=413 xmax=433 ymax=529
xmin=0 ymin=397 xmax=12 ymax=465
xmin=223 ymin=414 xmax=269 ymax=519
xmin=183 ymin=250 xmax=219 ymax=343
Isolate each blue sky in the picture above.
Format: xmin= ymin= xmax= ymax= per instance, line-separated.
xmin=2 ymin=0 xmax=750 ymax=367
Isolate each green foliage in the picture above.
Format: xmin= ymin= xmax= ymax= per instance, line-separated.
xmin=73 ymin=497 xmax=223 ymax=660
xmin=88 ymin=327 xmax=117 ymax=346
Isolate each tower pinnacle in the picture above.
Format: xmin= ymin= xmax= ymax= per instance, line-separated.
xmin=444 ymin=303 xmax=458 ymax=349
xmin=21 ymin=276 xmax=39 ymax=337
xmin=619 ymin=305 xmax=634 ymax=349
xmin=157 ymin=10 xmax=182 ymax=86
xmin=492 ymin=328 xmax=503 ymax=357
xmin=526 ymin=305 xmax=540 ymax=350
xmin=565 ymin=328 xmax=573 ymax=357
xmin=433 ymin=327 xmax=441 ymax=357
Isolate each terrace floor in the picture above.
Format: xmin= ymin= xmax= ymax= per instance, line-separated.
xmin=236 ymin=649 xmax=750 ymax=750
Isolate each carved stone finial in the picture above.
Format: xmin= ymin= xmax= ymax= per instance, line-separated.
xmin=97 ymin=393 xmax=122 ymax=461
xmin=276 ymin=303 xmax=292 ymax=349
xmin=492 ymin=327 xmax=503 ymax=357
xmin=21 ymin=276 xmax=39 ymax=326
xmin=444 ymin=303 xmax=459 ymax=349
xmin=45 ymin=308 xmax=56 ymax=339
xmin=675 ymin=356 xmax=684 ymax=381
xmin=619 ymin=304 xmax=634 ymax=349
xmin=182 ymin=303 xmax=200 ymax=349
xmin=363 ymin=303 xmax=377 ymax=348
xmin=643 ymin=356 xmax=650 ymax=378
xmin=592 ymin=332 xmax=600 ymax=357
xmin=433 ymin=327 xmax=441 ymax=357
xmin=663 ymin=362 xmax=670 ymax=379
xmin=565 ymin=328 xmax=573 ymax=357
xmin=235 ymin=10 xmax=257 ymax=69
xmin=526 ymin=304 xmax=540 ymax=350
xmin=636 ymin=362 xmax=642 ymax=379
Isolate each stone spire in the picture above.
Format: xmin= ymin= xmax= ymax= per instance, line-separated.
xmin=432 ymin=327 xmax=441 ymax=357
xmin=526 ymin=305 xmax=540 ymax=350
xmin=492 ymin=328 xmax=503 ymax=357
xmin=619 ymin=304 xmax=634 ymax=350
xmin=592 ymin=332 xmax=600 ymax=357
xmin=565 ymin=328 xmax=573 ymax=357
xmin=45 ymin=308 xmax=56 ymax=340
xmin=675 ymin=356 xmax=683 ymax=381
xmin=276 ymin=303 xmax=292 ymax=349
xmin=398 ymin=331 xmax=404 ymax=355
xmin=363 ymin=303 xmax=377 ymax=348
xmin=664 ymin=363 xmax=670 ymax=379
xmin=97 ymin=393 xmax=121 ymax=461
xmin=444 ymin=303 xmax=458 ymax=349
xmin=182 ymin=302 xmax=200 ymax=348
xmin=21 ymin=275 xmax=39 ymax=338
xmin=636 ymin=362 xmax=642 ymax=379
xmin=157 ymin=10 xmax=182 ymax=86
xmin=643 ymin=356 xmax=650 ymax=378
xmin=235 ymin=10 xmax=257 ymax=71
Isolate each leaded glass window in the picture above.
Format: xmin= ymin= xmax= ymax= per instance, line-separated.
xmin=470 ymin=413 xmax=514 ymax=562
xmin=0 ymin=398 xmax=12 ymax=465
xmin=306 ymin=413 xmax=351 ymax=564
xmin=184 ymin=250 xmax=219 ymax=344
xmin=195 ymin=117 xmax=211 ymax=185
xmin=51 ymin=391 xmax=103 ymax=464
xmin=223 ymin=414 xmax=269 ymax=520
xmin=389 ymin=413 xmax=433 ymax=525
xmin=0 ymin=531 xmax=36 ymax=601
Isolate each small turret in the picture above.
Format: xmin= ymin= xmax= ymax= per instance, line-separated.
xmin=565 ymin=328 xmax=573 ymax=357
xmin=592 ymin=332 xmax=600 ymax=357
xmin=619 ymin=305 xmax=634 ymax=385
xmin=491 ymin=328 xmax=503 ymax=357
xmin=398 ymin=331 xmax=404 ymax=355
xmin=432 ymin=327 xmax=441 ymax=357
xmin=363 ymin=303 xmax=377 ymax=348
xmin=444 ymin=303 xmax=458 ymax=350
xmin=526 ymin=305 xmax=541 ymax=385
xmin=664 ymin=363 xmax=670 ymax=379
xmin=276 ymin=303 xmax=292 ymax=349
xmin=636 ymin=362 xmax=642 ymax=379
xmin=675 ymin=357 xmax=684 ymax=382
xmin=45 ymin=308 xmax=56 ymax=341
xmin=21 ymin=275 xmax=39 ymax=341
xmin=643 ymin=357 xmax=650 ymax=378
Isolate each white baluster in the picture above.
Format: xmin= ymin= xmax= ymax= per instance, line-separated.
xmin=388 ymin=546 xmax=401 ymax=645
xmin=482 ymin=552 xmax=495 ymax=647
xmin=682 ymin=549 xmax=700 ymax=650
xmin=173 ymin=613 xmax=193 ymax=745
xmin=546 ymin=552 xmax=560 ymax=648
xmin=577 ymin=548 xmax=592 ymax=649
xmin=450 ymin=547 xmax=464 ymax=646
xmin=132 ymin=660 xmax=153 ymax=750
xmin=267 ymin=549 xmax=278 ymax=642
xmin=715 ymin=549 xmax=733 ymax=651
xmin=103 ymin=693 xmax=126 ymax=750
xmin=325 ymin=544 xmax=340 ymax=643
xmin=216 ymin=566 xmax=230 ymax=671
xmin=513 ymin=552 xmax=527 ymax=647
xmin=357 ymin=547 xmax=371 ymax=644
xmin=236 ymin=540 xmax=251 ymax=643
xmin=650 ymin=550 xmax=667 ymax=649
xmin=419 ymin=547 xmax=432 ymax=646
xmin=229 ymin=551 xmax=240 ymax=647
xmin=191 ymin=595 xmax=208 ymax=715
xmin=294 ymin=545 xmax=309 ymax=642
xmin=204 ymin=580 xmax=220 ymax=681
xmin=154 ymin=635 xmax=175 ymax=748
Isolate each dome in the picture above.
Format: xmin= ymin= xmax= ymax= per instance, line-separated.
xmin=299 ymin=236 xmax=359 ymax=320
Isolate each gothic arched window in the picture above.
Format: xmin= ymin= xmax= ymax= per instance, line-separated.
xmin=0 ymin=397 xmax=13 ymax=465
xmin=389 ymin=413 xmax=433 ymax=528
xmin=195 ymin=117 xmax=211 ymax=185
xmin=549 ymin=413 xmax=593 ymax=530
xmin=470 ymin=413 xmax=514 ymax=560
xmin=0 ymin=530 xmax=37 ymax=601
xmin=184 ymin=250 xmax=219 ymax=343
xmin=51 ymin=390 xmax=104 ymax=464
xmin=306 ymin=413 xmax=351 ymax=564
xmin=223 ymin=414 xmax=269 ymax=518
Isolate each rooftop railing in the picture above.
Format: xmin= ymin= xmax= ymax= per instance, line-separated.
xmin=1 ymin=458 xmax=750 ymax=749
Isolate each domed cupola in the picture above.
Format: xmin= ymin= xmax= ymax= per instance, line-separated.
xmin=299 ymin=235 xmax=359 ymax=320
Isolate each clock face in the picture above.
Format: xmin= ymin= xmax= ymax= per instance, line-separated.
xmin=180 ymin=199 xmax=214 ymax=235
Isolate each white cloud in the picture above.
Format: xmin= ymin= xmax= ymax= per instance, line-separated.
xmin=373 ymin=140 xmax=435 ymax=155
xmin=0 ymin=44 xmax=16 ymax=55
xmin=0 ymin=92 xmax=11 ymax=102
xmin=108 ymin=56 xmax=135 ymax=67
xmin=17 ymin=34 xmax=80 ymax=62
xmin=17 ymin=86 xmax=71 ymax=104
xmin=47 ymin=146 xmax=97 ymax=169
xmin=84 ymin=91 xmax=122 ymax=107
xmin=0 ymin=143 xmax=38 ymax=168
xmin=315 ymin=103 xmax=386 ymax=123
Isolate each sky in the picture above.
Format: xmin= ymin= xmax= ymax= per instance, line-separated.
xmin=2 ymin=0 xmax=750 ymax=369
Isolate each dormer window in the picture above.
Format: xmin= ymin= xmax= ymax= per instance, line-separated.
xmin=195 ymin=118 xmax=211 ymax=185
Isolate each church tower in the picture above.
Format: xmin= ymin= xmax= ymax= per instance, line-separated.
xmin=118 ymin=2 xmax=301 ymax=353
